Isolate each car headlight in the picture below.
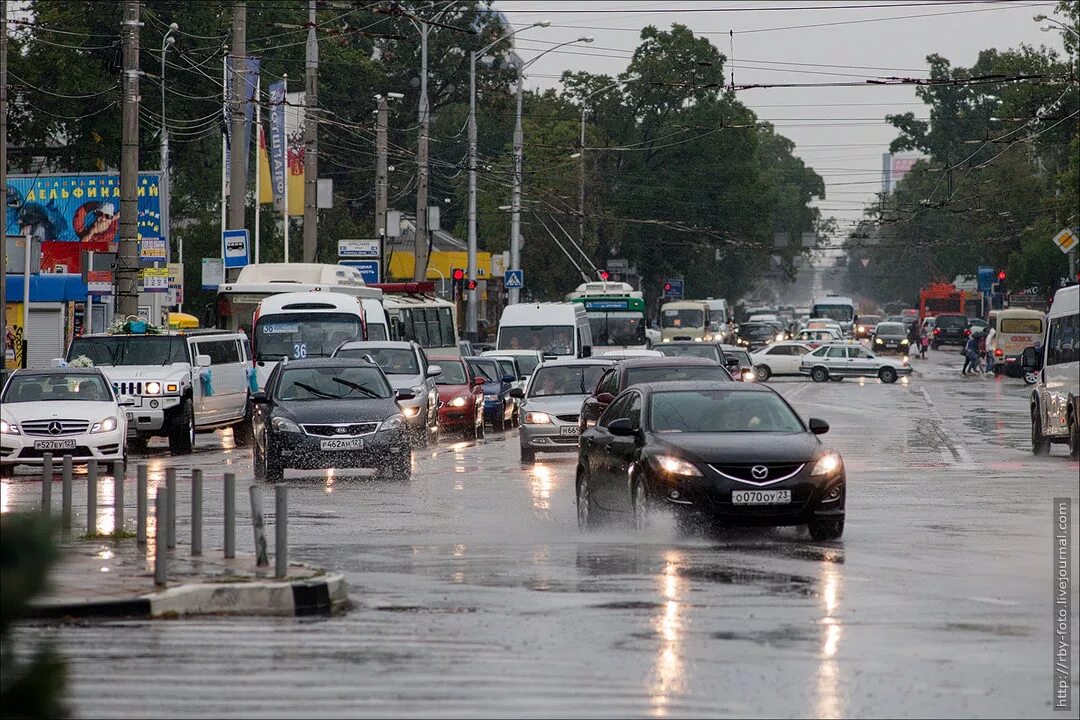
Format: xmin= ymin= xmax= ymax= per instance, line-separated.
xmin=270 ymin=416 xmax=301 ymax=433
xmin=693 ymin=337 xmax=702 ymax=342
xmin=0 ymin=419 xmax=20 ymax=435
xmin=662 ymin=338 xmax=671 ymax=343
xmin=143 ymin=381 xmax=162 ymax=395
xmin=402 ymin=406 xmax=421 ymax=418
xmin=741 ymin=369 xmax=756 ymax=382
xmin=524 ymin=411 xmax=552 ymax=424
xmin=811 ymin=452 xmax=843 ymax=478
xmin=380 ymin=414 xmax=406 ymax=431
xmin=775 ymin=333 xmax=785 ymax=342
xmin=449 ymin=396 xmax=467 ymax=408
xmin=900 ymin=338 xmax=909 ymax=345
xmin=857 ymin=325 xmax=865 ymax=333
xmin=90 ymin=416 xmax=119 ymax=434
xmin=651 ymin=455 xmax=703 ymax=477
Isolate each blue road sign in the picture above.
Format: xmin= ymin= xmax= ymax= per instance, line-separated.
xmin=222 ymin=229 xmax=250 ymax=269
xmin=663 ymin=278 xmax=684 ymax=299
xmin=504 ymin=269 xmax=524 ymax=289
xmin=339 ymin=260 xmax=380 ymax=284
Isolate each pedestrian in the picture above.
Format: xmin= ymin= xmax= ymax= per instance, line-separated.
xmin=961 ymin=334 xmax=978 ymax=375
xmin=919 ymin=333 xmax=929 ymax=359
xmin=975 ymin=331 xmax=987 ymax=375
xmin=985 ymin=325 xmax=997 ymax=373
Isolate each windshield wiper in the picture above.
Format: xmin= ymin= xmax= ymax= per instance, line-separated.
xmin=293 ymin=381 xmax=338 ymax=400
xmin=331 ymin=377 xmax=381 ymax=398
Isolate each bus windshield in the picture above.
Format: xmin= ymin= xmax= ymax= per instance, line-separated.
xmin=661 ymin=308 xmax=704 ymax=329
xmin=68 ymin=336 xmax=190 ymax=366
xmin=811 ymin=304 xmax=854 ymax=323
xmin=389 ymin=305 xmax=456 ymax=349
xmin=254 ymin=313 xmax=362 ymax=361
xmin=588 ymin=311 xmax=646 ymax=347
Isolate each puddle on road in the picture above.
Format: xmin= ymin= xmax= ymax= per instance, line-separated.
xmin=678 ymin=565 xmax=817 ymax=597
xmin=944 ymin=622 xmax=1031 ymax=637
xmin=711 ymin=624 xmax=817 ymax=648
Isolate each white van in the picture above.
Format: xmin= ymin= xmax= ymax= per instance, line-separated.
xmin=660 ymin=300 xmax=712 ymax=342
xmin=1023 ymin=285 xmax=1078 ymax=458
xmin=496 ymin=303 xmax=593 ymax=359
xmin=251 ymin=292 xmax=367 ymax=389
xmin=989 ymin=308 xmax=1044 ymax=376
xmin=705 ymin=298 xmax=731 ymax=341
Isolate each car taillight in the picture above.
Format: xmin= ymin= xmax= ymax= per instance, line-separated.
xmin=964 ymin=328 xmax=971 ymax=336
xmin=995 ymin=348 xmax=1003 ymax=356
xmin=933 ymin=328 xmax=941 ymax=335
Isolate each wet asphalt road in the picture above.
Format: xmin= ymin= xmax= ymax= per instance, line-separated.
xmin=5 ymin=347 xmax=1079 ymax=718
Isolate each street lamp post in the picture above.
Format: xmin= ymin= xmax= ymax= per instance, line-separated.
xmin=467 ymin=22 xmax=548 ymax=339
xmin=574 ymin=79 xmax=630 ymax=258
xmin=508 ymin=36 xmax=594 ymax=305
xmin=160 ymin=23 xmax=177 ymax=320
xmin=1034 ymin=14 xmax=1080 ymax=39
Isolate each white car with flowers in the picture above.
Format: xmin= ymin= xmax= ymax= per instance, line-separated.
xmin=1 ymin=368 xmax=129 ymax=475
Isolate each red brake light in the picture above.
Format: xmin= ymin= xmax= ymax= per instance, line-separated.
xmin=994 ymin=348 xmax=1003 ymax=356
xmin=933 ymin=328 xmax=941 ymax=335
xmin=964 ymin=328 xmax=971 ymax=336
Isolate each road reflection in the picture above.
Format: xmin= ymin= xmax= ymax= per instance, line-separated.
xmin=529 ymin=463 xmax=553 ymax=512
xmin=649 ymin=550 xmax=685 ymax=717
xmin=816 ymin=563 xmax=844 ymax=719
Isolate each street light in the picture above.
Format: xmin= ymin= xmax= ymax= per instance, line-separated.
xmin=574 ymin=77 xmax=633 ymax=255
xmin=161 ymin=22 xmax=178 ymax=311
xmin=1033 ymin=14 xmax=1080 ymax=39
xmin=508 ymin=35 xmax=594 ymax=305
xmin=466 ymin=20 xmax=549 ymax=339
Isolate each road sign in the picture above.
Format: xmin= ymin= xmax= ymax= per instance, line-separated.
xmin=87 ymin=270 xmax=112 ymax=295
xmin=138 ymin=237 xmax=167 ymax=267
xmin=1052 ymin=227 xmax=1077 ymax=255
xmin=662 ymin=278 xmax=684 ymax=299
xmin=504 ymin=269 xmax=523 ymax=289
xmin=222 ymin=229 xmax=249 ymax=269
xmin=339 ymin=260 xmax=380 ymax=284
xmin=202 ymin=258 xmax=224 ymax=290
xmin=338 ymin=239 xmax=380 ymax=258
xmin=167 ymin=263 xmax=184 ymax=306
xmin=139 ymin=267 xmax=169 ymax=293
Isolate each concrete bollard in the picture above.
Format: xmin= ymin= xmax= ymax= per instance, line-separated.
xmin=136 ymin=464 xmax=147 ymax=545
xmin=40 ymin=453 xmax=53 ymax=514
xmin=61 ymin=455 xmax=73 ymax=534
xmin=165 ymin=467 xmax=177 ymax=550
xmin=249 ymin=485 xmax=269 ymax=567
xmin=112 ymin=460 xmax=124 ymax=533
xmin=191 ymin=469 xmax=203 ymax=556
xmin=275 ymin=486 xmax=288 ymax=579
xmin=87 ymin=458 xmax=98 ymax=534
xmin=154 ymin=486 xmax=168 ymax=586
xmin=224 ymin=472 xmax=236 ymax=559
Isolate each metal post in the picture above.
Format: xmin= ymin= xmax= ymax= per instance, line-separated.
xmin=191 ymin=468 xmax=202 ymax=556
xmin=578 ymin=105 xmax=586 ymax=246
xmin=249 ymin=485 xmax=269 ymax=567
xmin=281 ymin=73 xmax=289 ymax=263
xmin=165 ymin=467 xmax=176 ymax=549
xmin=136 ymin=463 xmax=147 ymax=544
xmin=154 ymin=486 xmax=167 ymax=586
xmin=21 ymin=227 xmax=29 ymax=367
xmin=302 ymin=0 xmax=319 ymax=262
xmin=254 ymin=75 xmax=261 ymax=264
xmin=375 ymin=95 xmax=388 ymax=278
xmin=274 ymin=485 xmax=287 ymax=578
xmin=87 ymin=458 xmax=98 ymax=534
xmin=228 ymin=1 xmax=247 ymax=235
xmin=466 ymin=51 xmax=479 ymax=340
xmin=161 ymin=23 xmax=176 ymax=286
xmin=508 ymin=72 xmax=524 ymax=305
xmin=224 ymin=472 xmax=236 ymax=558
xmin=112 ymin=460 xmax=124 ymax=533
xmin=413 ymin=22 xmax=430 ymax=281
xmin=116 ymin=0 xmax=140 ymax=318
xmin=61 ymin=455 xmax=73 ymax=533
xmin=40 ymin=453 xmax=52 ymax=513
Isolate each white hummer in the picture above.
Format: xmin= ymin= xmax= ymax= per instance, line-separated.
xmin=64 ymin=330 xmax=253 ymax=454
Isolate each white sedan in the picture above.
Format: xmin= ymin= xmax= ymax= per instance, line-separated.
xmin=799 ymin=343 xmax=913 ymax=384
xmin=750 ymin=342 xmax=813 ymax=381
xmin=1 ymin=367 xmax=129 ymax=475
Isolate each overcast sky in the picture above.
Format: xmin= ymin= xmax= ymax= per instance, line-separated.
xmin=491 ymin=0 xmax=1069 ymax=236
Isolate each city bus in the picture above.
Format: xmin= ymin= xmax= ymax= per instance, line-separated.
xmin=372 ymin=282 xmax=460 ymax=357
xmin=810 ymin=294 xmax=857 ymax=336
xmin=568 ymin=282 xmax=648 ymax=349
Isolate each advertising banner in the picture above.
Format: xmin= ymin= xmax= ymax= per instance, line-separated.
xmin=284 ymin=91 xmax=305 ymax=216
xmin=224 ymin=56 xmax=260 ymax=182
xmin=268 ymin=80 xmax=286 ymax=210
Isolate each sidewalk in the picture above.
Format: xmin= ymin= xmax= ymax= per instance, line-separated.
xmin=29 ymin=539 xmax=348 ymax=619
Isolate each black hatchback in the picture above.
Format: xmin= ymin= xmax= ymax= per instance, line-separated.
xmin=252 ymin=358 xmax=413 ymax=482
xmin=575 ymin=381 xmax=846 ymax=540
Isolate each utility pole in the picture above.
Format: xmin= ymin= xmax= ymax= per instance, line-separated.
xmin=578 ymin=106 xmax=586 ymax=249
xmin=116 ymin=0 xmax=141 ymax=319
xmin=466 ymin=50 xmax=478 ymax=339
xmin=375 ymin=95 xmax=388 ymax=269
xmin=228 ymin=1 xmax=247 ymax=235
xmin=508 ymin=72 xmax=523 ymax=305
xmin=413 ymin=22 xmax=431 ymax=281
xmin=1 ymin=0 xmax=8 ymax=344
xmin=302 ymin=0 xmax=318 ymax=262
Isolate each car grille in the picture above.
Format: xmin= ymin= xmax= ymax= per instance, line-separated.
xmin=710 ymin=462 xmax=805 ymax=485
xmin=20 ymin=419 xmax=91 ymax=437
xmin=302 ymin=422 xmax=379 ymax=438
xmin=556 ymin=414 xmax=579 ymax=423
xmin=113 ymin=381 xmax=144 ymax=396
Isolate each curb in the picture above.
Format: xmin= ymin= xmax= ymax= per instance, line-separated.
xmin=28 ymin=572 xmax=347 ymax=620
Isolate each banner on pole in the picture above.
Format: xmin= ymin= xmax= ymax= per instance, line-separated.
xmin=224 ymin=56 xmax=260 ymax=182
xmin=284 ymin=91 xmax=305 ymax=216
xmin=267 ymin=80 xmax=286 ymax=210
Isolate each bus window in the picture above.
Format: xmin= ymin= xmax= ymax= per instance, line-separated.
xmin=438 ymin=307 xmax=455 ymax=347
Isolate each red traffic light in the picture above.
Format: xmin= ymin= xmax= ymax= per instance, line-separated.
xmin=663 ymin=282 xmax=672 ymax=292
xmin=997 ymin=270 xmax=1006 ymax=281
xmin=466 ymin=279 xmax=477 ymax=290
xmin=452 ymin=268 xmax=465 ymax=282
xmin=599 ymin=270 xmax=610 ymax=280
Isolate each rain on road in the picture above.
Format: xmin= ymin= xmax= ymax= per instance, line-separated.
xmin=6 ymin=348 xmax=1078 ymax=718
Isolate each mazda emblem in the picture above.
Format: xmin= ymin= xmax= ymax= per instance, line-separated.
xmin=751 ymin=465 xmax=769 ymax=480
xmin=48 ymin=421 xmax=63 ymax=436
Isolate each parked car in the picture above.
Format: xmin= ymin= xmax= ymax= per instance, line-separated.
xmin=799 ymin=343 xmax=912 ymax=384
xmin=579 ymin=357 xmax=730 ymax=431
xmin=466 ymin=356 xmax=516 ymax=431
xmin=930 ymin=313 xmax=970 ymax=349
xmin=512 ymin=360 xmax=613 ymax=463
xmin=333 ymin=341 xmax=441 ymax=446
xmin=574 ymin=381 xmax=846 ymax=540
xmin=869 ymin=322 xmax=912 ymax=354
xmin=1 ymin=367 xmax=130 ymax=475
xmin=431 ymin=356 xmax=485 ymax=439
xmin=251 ymin=358 xmax=412 ymax=482
xmin=750 ymin=342 xmax=813 ymax=381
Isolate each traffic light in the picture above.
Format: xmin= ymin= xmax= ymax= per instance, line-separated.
xmin=466 ymin=279 xmax=477 ymax=291
xmin=997 ymin=270 xmax=1006 ymax=282
xmin=452 ymin=268 xmax=465 ymax=282
xmin=997 ymin=269 xmax=1008 ymax=295
xmin=663 ymin=281 xmax=673 ymax=294
xmin=451 ymin=268 xmax=465 ymax=299
xmin=599 ymin=270 xmax=610 ymax=281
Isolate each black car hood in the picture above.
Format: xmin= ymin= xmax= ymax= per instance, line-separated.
xmin=277 ymin=398 xmax=399 ymax=424
xmin=876 ymin=332 xmax=908 ymax=340
xmin=650 ymin=431 xmax=822 ymax=464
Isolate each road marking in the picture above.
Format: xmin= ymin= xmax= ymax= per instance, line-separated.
xmin=919 ymin=387 xmax=978 ymax=469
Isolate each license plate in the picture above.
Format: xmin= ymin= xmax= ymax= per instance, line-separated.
xmin=559 ymin=426 xmax=580 ymax=436
xmin=33 ymin=439 xmax=77 ymax=450
xmin=732 ymin=489 xmax=791 ymax=505
xmin=319 ymin=438 xmax=363 ymax=451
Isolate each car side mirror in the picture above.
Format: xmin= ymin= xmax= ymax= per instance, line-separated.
xmin=195 ymin=354 xmax=211 ymax=368
xmin=1020 ymin=346 xmax=1041 ymax=371
xmin=596 ymin=392 xmax=615 ymax=405
xmin=608 ymin=417 xmax=636 ymax=437
xmin=501 ymin=374 xmax=515 ymax=384
xmin=473 ymin=377 xmax=486 ymax=387
xmin=395 ymin=389 xmax=415 ymax=401
xmin=426 ymin=364 xmax=442 ymax=378
xmin=509 ymin=387 xmax=525 ymax=399
xmin=808 ymin=417 xmax=830 ymax=435
xmin=251 ymin=391 xmax=269 ymax=404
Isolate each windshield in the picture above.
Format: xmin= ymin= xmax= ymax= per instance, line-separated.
xmin=875 ymin=323 xmax=906 ymax=335
xmin=935 ymin=315 xmax=967 ymax=330
xmin=435 ymin=361 xmax=469 ymax=385
xmin=467 ymin=359 xmax=500 ymax=383
xmin=275 ymin=366 xmax=391 ymax=401
xmin=2 ymin=373 xmax=112 ymax=403
xmin=529 ymin=365 xmax=608 ymax=397
xmin=812 ymin=304 xmax=854 ymax=323
xmin=860 ymin=316 xmax=881 ymax=325
xmin=661 ymin=308 xmax=704 ymax=329
xmin=511 ymin=355 xmax=541 ymax=376
xmin=656 ymin=344 xmax=722 ymax=362
xmin=650 ymin=390 xmax=803 ymax=433
xmin=498 ymin=326 xmax=575 ymax=356
xmin=366 ymin=323 xmax=388 ymax=341
xmin=1001 ymin=318 xmax=1042 ymax=334
xmin=496 ymin=359 xmax=517 ymax=379
xmin=254 ymin=313 xmax=362 ymax=361
xmin=68 ymin=336 xmax=189 ymax=366
xmin=740 ymin=324 xmax=777 ymax=339
xmin=625 ymin=366 xmax=727 ymax=386
xmin=589 ymin=312 xmax=646 ymax=346
xmin=336 ymin=347 xmax=419 ymax=376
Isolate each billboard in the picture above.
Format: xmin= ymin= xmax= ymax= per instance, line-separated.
xmin=5 ymin=172 xmax=164 ymax=250
xmin=881 ymin=153 xmax=923 ymax=194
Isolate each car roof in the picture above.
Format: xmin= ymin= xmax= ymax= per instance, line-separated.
xmin=636 ymin=380 xmax=771 ymax=394
xmin=12 ymin=367 xmax=105 ymax=376
xmin=429 ymin=355 xmax=466 ymax=363
xmin=615 ymin=356 xmax=718 ymax=369
xmin=275 ymin=357 xmax=379 ymax=369
xmin=661 ymin=340 xmax=721 ymax=346
xmin=337 ymin=340 xmax=414 ymax=350
xmin=533 ymin=358 xmax=615 ymax=368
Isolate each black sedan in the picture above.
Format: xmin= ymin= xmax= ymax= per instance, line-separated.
xmin=252 ymin=358 xmax=413 ymax=482
xmin=575 ymin=381 xmax=846 ymax=540
xmin=870 ymin=321 xmax=913 ymax=354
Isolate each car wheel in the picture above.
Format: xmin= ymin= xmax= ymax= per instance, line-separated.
xmin=755 ymin=365 xmax=772 ymax=382
xmin=232 ymin=399 xmax=254 ymax=447
xmin=466 ymin=418 xmax=479 ymax=440
xmin=168 ymin=397 xmax=195 ymax=455
xmin=1032 ymin=406 xmax=1051 ymax=456
xmin=1069 ymin=406 xmax=1079 ymax=460
xmin=632 ymin=478 xmax=654 ymax=532
xmin=879 ymin=367 xmax=898 ymax=384
xmin=0 ymin=464 xmax=13 ymax=479
xmin=476 ymin=414 xmax=486 ymax=439
xmin=810 ymin=367 xmax=829 ymax=383
xmin=128 ymin=433 xmax=150 ymax=454
xmin=829 ymin=376 xmax=844 ymax=382
xmin=808 ymin=516 xmax=844 ymax=541
xmin=494 ymin=406 xmax=506 ymax=432
xmin=1023 ymin=371 xmax=1039 ymax=385
xmin=520 ymin=447 xmax=536 ymax=464
xmin=253 ymin=441 xmax=266 ymax=481
xmin=576 ymin=467 xmax=596 ymax=531
xmin=931 ymin=342 xmax=940 ymax=351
